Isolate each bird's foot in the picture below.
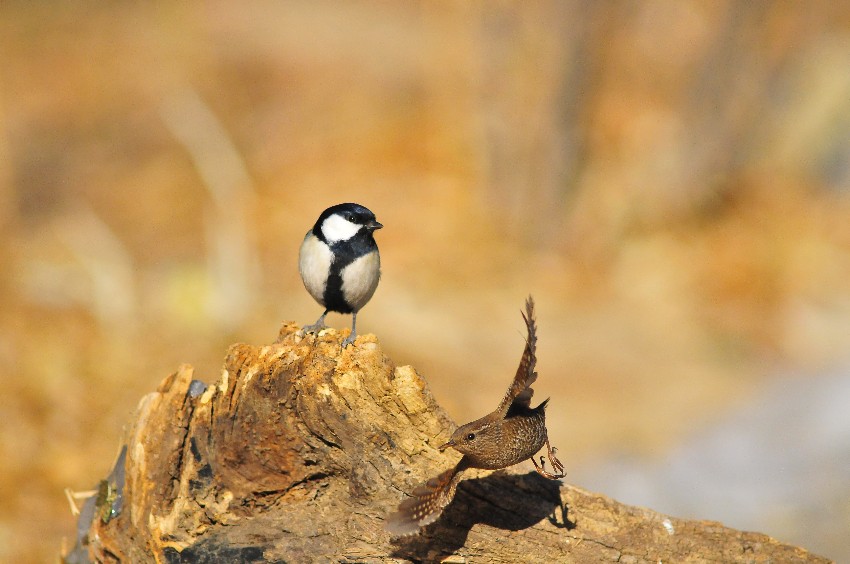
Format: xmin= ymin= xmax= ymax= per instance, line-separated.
xmin=341 ymin=312 xmax=359 ymax=348
xmin=341 ymin=331 xmax=357 ymax=348
xmin=302 ymin=312 xmax=329 ymax=335
xmin=302 ymin=321 xmax=327 ymax=334
xmin=532 ymin=439 xmax=566 ymax=480
xmin=548 ymin=449 xmax=566 ymax=478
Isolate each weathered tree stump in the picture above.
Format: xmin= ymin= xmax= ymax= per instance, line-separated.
xmin=65 ymin=324 xmax=828 ymax=563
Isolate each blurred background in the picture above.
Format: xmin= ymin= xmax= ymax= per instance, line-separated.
xmin=1 ymin=2 xmax=849 ymax=561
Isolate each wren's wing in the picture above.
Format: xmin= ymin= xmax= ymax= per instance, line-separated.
xmin=495 ymin=296 xmax=538 ymax=418
xmin=385 ymin=458 xmax=470 ymax=536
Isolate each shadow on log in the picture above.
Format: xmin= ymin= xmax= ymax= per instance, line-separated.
xmin=65 ymin=324 xmax=828 ymax=563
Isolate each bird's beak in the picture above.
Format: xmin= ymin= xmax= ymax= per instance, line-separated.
xmin=367 ymin=220 xmax=383 ymax=231
xmin=438 ymin=440 xmax=454 ymax=452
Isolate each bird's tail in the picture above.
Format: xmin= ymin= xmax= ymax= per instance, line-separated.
xmin=385 ymin=458 xmax=469 ymax=536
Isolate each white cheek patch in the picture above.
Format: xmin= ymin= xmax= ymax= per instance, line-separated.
xmin=321 ymin=214 xmax=362 ymax=243
xmin=298 ymin=233 xmax=334 ymax=305
xmin=341 ymin=251 xmax=381 ymax=311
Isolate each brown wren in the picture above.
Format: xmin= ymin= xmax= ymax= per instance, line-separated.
xmin=386 ymin=296 xmax=564 ymax=536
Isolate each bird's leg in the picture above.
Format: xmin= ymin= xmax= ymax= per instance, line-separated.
xmin=341 ymin=311 xmax=358 ymax=348
xmin=532 ymin=455 xmax=548 ymax=476
xmin=547 ymin=442 xmax=565 ymax=477
xmin=532 ymin=438 xmax=566 ymax=479
xmin=303 ymin=310 xmax=329 ymax=334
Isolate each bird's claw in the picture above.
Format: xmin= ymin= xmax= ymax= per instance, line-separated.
xmin=532 ymin=439 xmax=566 ymax=480
xmin=302 ymin=322 xmax=327 ymax=335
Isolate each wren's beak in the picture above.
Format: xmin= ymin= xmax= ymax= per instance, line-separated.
xmin=367 ymin=220 xmax=383 ymax=231
xmin=438 ymin=439 xmax=455 ymax=452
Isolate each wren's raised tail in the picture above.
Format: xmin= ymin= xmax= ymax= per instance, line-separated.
xmin=386 ymin=296 xmax=564 ymax=536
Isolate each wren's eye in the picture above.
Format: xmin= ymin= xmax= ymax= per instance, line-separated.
xmin=466 ymin=433 xmax=475 ymax=441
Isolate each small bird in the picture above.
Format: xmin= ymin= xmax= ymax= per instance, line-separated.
xmin=386 ymin=297 xmax=564 ymax=536
xmin=299 ymin=203 xmax=382 ymax=348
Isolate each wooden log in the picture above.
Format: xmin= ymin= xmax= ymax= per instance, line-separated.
xmin=64 ymin=324 xmax=828 ymax=563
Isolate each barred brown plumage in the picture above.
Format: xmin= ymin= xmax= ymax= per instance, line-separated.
xmin=386 ymin=297 xmax=564 ymax=536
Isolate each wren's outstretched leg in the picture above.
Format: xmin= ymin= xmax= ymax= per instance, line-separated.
xmin=532 ymin=438 xmax=566 ymax=479
xmin=303 ymin=309 xmax=329 ymax=334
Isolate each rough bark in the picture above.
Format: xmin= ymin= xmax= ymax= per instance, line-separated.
xmin=65 ymin=324 xmax=828 ymax=563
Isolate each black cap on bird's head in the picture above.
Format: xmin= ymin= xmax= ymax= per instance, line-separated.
xmin=314 ymin=203 xmax=382 ymax=243
xmin=319 ymin=202 xmax=381 ymax=228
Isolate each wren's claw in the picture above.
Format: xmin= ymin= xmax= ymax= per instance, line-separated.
xmin=549 ymin=453 xmax=565 ymax=477
xmin=532 ymin=438 xmax=566 ymax=480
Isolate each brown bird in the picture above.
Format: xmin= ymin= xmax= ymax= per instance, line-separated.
xmin=386 ymin=296 xmax=564 ymax=536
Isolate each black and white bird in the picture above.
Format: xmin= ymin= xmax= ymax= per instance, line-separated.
xmin=298 ymin=203 xmax=383 ymax=347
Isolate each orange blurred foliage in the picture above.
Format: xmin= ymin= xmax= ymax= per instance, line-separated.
xmin=1 ymin=2 xmax=849 ymax=561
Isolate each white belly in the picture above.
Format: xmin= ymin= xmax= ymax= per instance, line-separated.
xmin=298 ymin=233 xmax=333 ymax=306
xmin=341 ymin=251 xmax=381 ymax=311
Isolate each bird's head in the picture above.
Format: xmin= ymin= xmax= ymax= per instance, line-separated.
xmin=315 ymin=203 xmax=382 ymax=243
xmin=439 ymin=418 xmax=499 ymax=456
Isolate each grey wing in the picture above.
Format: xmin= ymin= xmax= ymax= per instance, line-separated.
xmin=495 ymin=296 xmax=538 ymax=418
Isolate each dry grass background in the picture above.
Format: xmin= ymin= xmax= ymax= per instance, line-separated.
xmin=1 ymin=2 xmax=849 ymax=561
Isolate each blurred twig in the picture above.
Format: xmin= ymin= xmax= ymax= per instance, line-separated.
xmin=50 ymin=204 xmax=138 ymax=329
xmin=159 ymin=87 xmax=261 ymax=330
